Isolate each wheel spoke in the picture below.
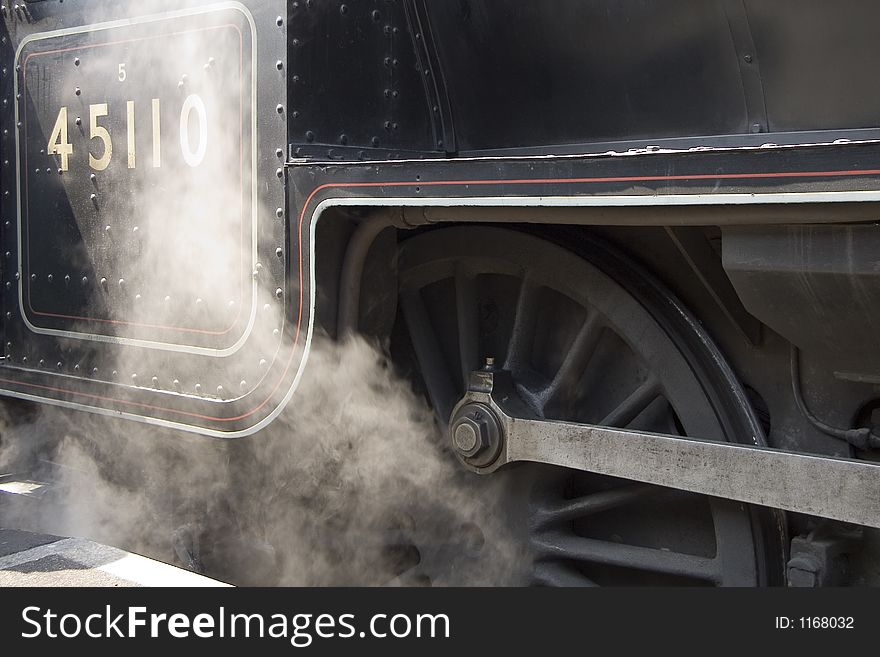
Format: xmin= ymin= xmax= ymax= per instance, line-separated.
xmin=544 ymin=312 xmax=604 ymax=409
xmin=532 ymin=560 xmax=597 ymax=587
xmin=504 ymin=274 xmax=540 ymax=372
xmin=533 ymin=534 xmax=720 ymax=583
xmin=455 ymin=265 xmax=480 ymax=387
xmin=400 ymin=291 xmax=459 ymax=424
xmin=532 ymin=483 xmax=659 ymax=528
xmin=599 ymin=376 xmax=661 ymax=427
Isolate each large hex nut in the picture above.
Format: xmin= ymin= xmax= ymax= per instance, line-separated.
xmin=449 ymin=403 xmax=503 ymax=468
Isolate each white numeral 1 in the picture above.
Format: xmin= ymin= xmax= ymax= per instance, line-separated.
xmin=127 ymin=101 xmax=136 ymax=169
xmin=152 ymin=98 xmax=161 ymax=168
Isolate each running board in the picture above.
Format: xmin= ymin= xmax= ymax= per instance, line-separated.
xmin=449 ymin=368 xmax=880 ymax=529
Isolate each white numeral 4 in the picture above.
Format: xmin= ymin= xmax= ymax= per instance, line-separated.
xmin=48 ymin=106 xmax=73 ymax=171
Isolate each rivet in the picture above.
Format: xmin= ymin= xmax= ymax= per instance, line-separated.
xmin=273 ymin=328 xmax=280 ymax=337
xmin=118 ymin=278 xmax=125 ymax=288
xmin=75 ymin=87 xmax=81 ymax=96
xmin=74 ymin=364 xmax=80 ymax=372
xmin=371 ymin=136 xmax=380 ymax=147
xmin=100 ymin=277 xmax=107 ymax=288
xmin=135 ymin=294 xmax=142 ymax=301
xmin=276 ymin=60 xmax=284 ymax=71
xmin=196 ymin=297 xmax=203 ymax=305
xmin=164 ymin=295 xmax=171 ymax=303
xmin=371 ymin=10 xmax=381 ymax=21
xmin=217 ymin=385 xmax=225 ymax=397
xmin=195 ymin=383 xmax=202 ymax=395
xmin=259 ymin=359 xmax=267 ymax=368
xmin=47 ymin=274 xmax=53 ymax=283
xmin=276 ymin=16 xmax=284 ymax=27
xmin=90 ymin=173 xmax=97 ymax=184
xmin=152 ymin=376 xmax=159 ymax=388
xmin=744 ymin=54 xmax=753 ymax=63
xmin=340 ymin=4 xmax=348 ymax=15
xmin=131 ymin=373 xmax=138 ymax=383
xmin=305 ymin=130 xmax=315 ymax=142
xmin=92 ymin=367 xmax=99 ymax=375
xmin=75 ymin=117 xmax=82 ymax=126
xmin=276 ymin=104 xmax=284 ymax=114
xmin=30 ymin=274 xmax=36 ymax=281
xmin=275 ymin=148 xmax=284 ymax=158
xmin=276 ymin=208 xmax=284 ymax=219
xmin=39 ymin=359 xmax=45 ymax=368
xmin=81 ymin=276 xmax=88 ymax=286
xmin=275 ymin=288 xmax=283 ymax=299
xmin=64 ymin=275 xmax=70 ymax=285
xmin=240 ymin=380 xmax=247 ymax=391
xmin=275 ymin=247 xmax=283 ymax=258
xmin=173 ymin=379 xmax=181 ymax=391
xmin=276 ymin=168 xmax=284 ymax=178
xmin=56 ymin=361 xmax=63 ymax=370
xmin=74 ymin=58 xmax=80 ymax=66
xmin=263 ymin=303 xmax=271 ymax=313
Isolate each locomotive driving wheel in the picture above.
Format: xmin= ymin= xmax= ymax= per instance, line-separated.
xmin=393 ymin=226 xmax=786 ymax=586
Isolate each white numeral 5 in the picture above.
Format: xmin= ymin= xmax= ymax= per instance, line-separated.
xmin=89 ymin=103 xmax=112 ymax=171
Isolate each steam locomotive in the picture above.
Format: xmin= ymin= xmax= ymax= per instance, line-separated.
xmin=2 ymin=0 xmax=880 ymax=586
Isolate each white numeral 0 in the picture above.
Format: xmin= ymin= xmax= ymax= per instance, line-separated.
xmin=179 ymin=94 xmax=207 ymax=168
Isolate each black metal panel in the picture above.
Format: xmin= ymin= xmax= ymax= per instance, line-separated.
xmin=423 ymin=0 xmax=748 ymax=152
xmin=744 ymin=0 xmax=880 ymax=132
xmin=287 ymin=0 xmax=438 ymax=158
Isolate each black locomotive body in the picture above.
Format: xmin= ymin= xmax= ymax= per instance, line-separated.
xmin=2 ymin=0 xmax=880 ymax=586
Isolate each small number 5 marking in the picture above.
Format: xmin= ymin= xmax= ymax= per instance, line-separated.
xmin=118 ymin=63 xmax=126 ymax=82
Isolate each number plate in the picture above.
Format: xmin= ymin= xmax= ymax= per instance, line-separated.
xmin=17 ymin=7 xmax=255 ymax=352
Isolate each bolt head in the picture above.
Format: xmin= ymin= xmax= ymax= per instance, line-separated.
xmin=451 ymin=415 xmax=490 ymax=458
xmin=453 ymin=422 xmax=479 ymax=453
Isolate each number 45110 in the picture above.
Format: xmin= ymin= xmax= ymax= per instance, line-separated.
xmin=47 ymin=94 xmax=208 ymax=172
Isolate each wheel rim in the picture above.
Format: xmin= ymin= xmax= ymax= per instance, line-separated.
xmin=393 ymin=226 xmax=785 ymax=586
